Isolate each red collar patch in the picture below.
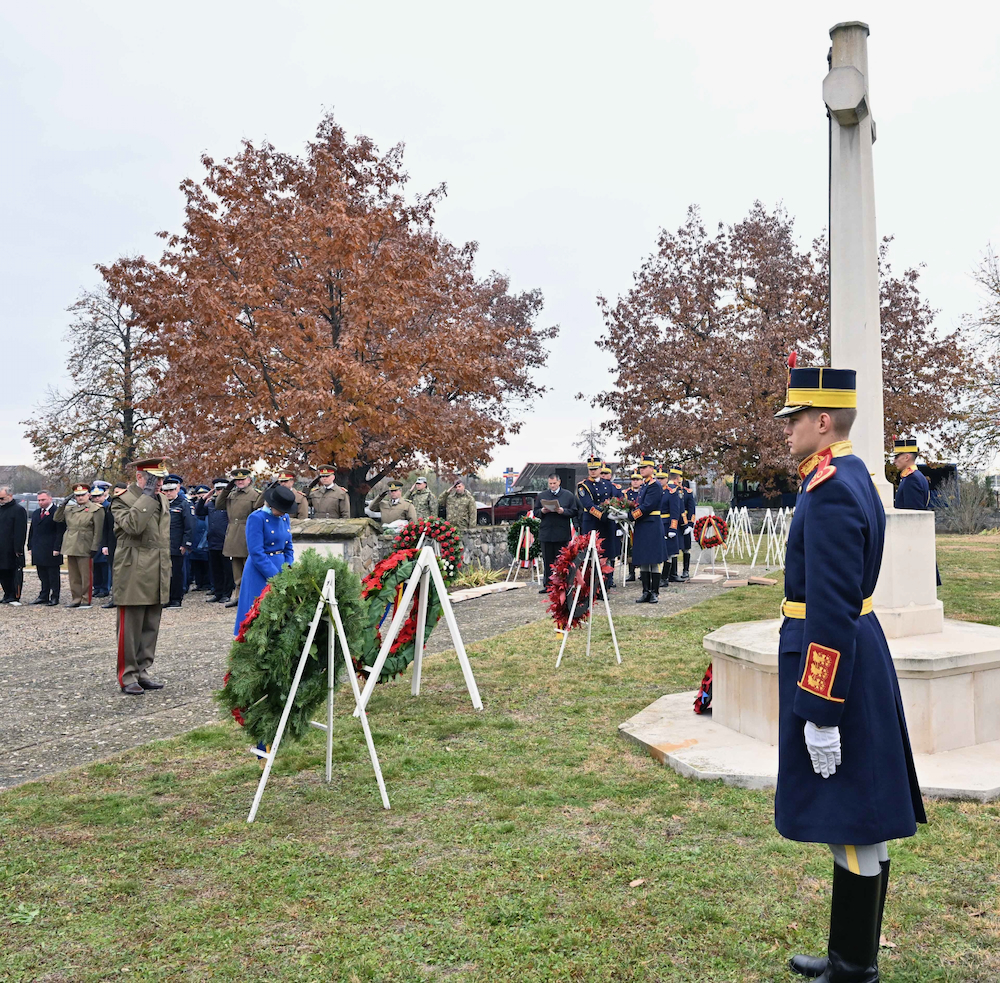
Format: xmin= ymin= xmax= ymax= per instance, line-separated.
xmin=807 ymin=450 xmax=837 ymax=492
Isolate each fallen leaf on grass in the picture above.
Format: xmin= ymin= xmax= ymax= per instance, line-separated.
xmin=629 ymin=878 xmax=645 ymax=888
xmin=879 ymin=935 xmax=897 ymax=949
xmin=786 ymin=922 xmax=799 ymax=930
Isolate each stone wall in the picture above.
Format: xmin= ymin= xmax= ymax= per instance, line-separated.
xmin=290 ymin=517 xmax=518 ymax=576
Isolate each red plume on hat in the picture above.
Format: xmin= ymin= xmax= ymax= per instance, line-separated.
xmin=786 ymin=350 xmax=797 ymax=386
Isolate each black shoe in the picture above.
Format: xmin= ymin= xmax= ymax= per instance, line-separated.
xmin=165 ymin=600 xmax=182 ymax=608
xmin=224 ymin=598 xmax=239 ymax=608
xmin=121 ymin=683 xmax=144 ymax=695
xmin=625 ymin=573 xmax=636 ymax=582
xmin=538 ymin=588 xmax=548 ymax=594
xmin=216 ymin=595 xmax=231 ymax=604
xmin=29 ymin=596 xmax=49 ymax=605
xmin=65 ymin=601 xmax=81 ymax=608
xmin=102 ymin=601 xmax=116 ymax=609
xmin=47 ymin=598 xmax=60 ymax=606
xmin=138 ymin=677 xmax=165 ymax=690
xmin=205 ymin=594 xmax=218 ymax=603
xmin=0 ymin=597 xmax=13 ymax=603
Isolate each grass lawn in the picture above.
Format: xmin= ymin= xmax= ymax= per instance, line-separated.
xmin=1 ymin=538 xmax=998 ymax=982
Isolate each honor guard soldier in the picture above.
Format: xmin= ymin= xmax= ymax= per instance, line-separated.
xmin=371 ymin=482 xmax=417 ymax=524
xmin=630 ymin=456 xmax=665 ymax=603
xmin=408 ymin=477 xmax=438 ymax=519
xmin=679 ymin=478 xmax=697 ymax=582
xmin=578 ymin=457 xmax=617 ymax=589
xmin=659 ymin=468 xmax=683 ymax=583
xmin=308 ymin=465 xmax=350 ymax=518
xmin=277 ymin=470 xmax=310 ymax=519
xmin=891 ymin=437 xmax=940 ymax=587
xmin=55 ymin=482 xmax=105 ymax=608
xmin=624 ymin=471 xmax=642 ymax=582
xmin=775 ymin=363 xmax=925 ymax=982
xmin=216 ymin=468 xmax=263 ymax=607
xmin=601 ymin=465 xmax=621 ymax=493
xmin=112 ymin=457 xmax=172 ymax=694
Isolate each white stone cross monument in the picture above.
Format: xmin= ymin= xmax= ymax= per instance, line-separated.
xmin=620 ymin=23 xmax=1000 ymax=800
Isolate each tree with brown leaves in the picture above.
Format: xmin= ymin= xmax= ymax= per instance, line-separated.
xmin=105 ymin=114 xmax=555 ymax=513
xmin=22 ymin=286 xmax=161 ymax=484
xmin=591 ymin=202 xmax=975 ymax=485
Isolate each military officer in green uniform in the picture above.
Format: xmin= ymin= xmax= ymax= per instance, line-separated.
xmin=277 ymin=469 xmax=309 ymax=519
xmin=55 ymin=482 xmax=105 ymax=607
xmin=440 ymin=480 xmax=477 ymax=529
xmin=371 ymin=482 xmax=417 ymax=524
xmin=215 ymin=467 xmax=263 ymax=607
xmin=308 ymin=464 xmax=350 ymax=518
xmin=408 ymin=477 xmax=438 ymax=519
xmin=112 ymin=457 xmax=171 ymax=694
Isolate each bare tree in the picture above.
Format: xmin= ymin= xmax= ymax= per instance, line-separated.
xmin=573 ymin=423 xmax=605 ymax=460
xmin=21 ymin=283 xmax=162 ymax=484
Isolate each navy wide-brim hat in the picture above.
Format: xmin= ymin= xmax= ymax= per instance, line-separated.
xmin=775 ymin=367 xmax=857 ymax=418
xmin=264 ymin=484 xmax=297 ymax=513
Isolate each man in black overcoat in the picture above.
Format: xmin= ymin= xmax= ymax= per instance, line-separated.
xmin=536 ymin=473 xmax=579 ymax=592
xmin=27 ymin=490 xmax=64 ymax=605
xmin=0 ymin=487 xmax=29 ymax=604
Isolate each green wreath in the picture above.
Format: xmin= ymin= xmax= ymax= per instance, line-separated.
xmin=507 ymin=515 xmax=541 ymax=560
xmin=216 ymin=549 xmax=365 ymax=746
xmin=359 ymin=549 xmax=445 ymax=683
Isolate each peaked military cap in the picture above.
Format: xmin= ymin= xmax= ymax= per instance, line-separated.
xmin=638 ymin=454 xmax=657 ymax=467
xmin=130 ymin=456 xmax=169 ymax=477
xmin=72 ymin=483 xmax=90 ymax=494
xmin=230 ymin=467 xmax=253 ymax=480
xmin=892 ymin=437 xmax=919 ymax=456
xmin=775 ymin=366 xmax=857 ymax=418
xmin=655 ymin=469 xmax=669 ymax=479
xmin=586 ymin=456 xmax=603 ymax=469
xmin=212 ymin=478 xmax=228 ymax=489
xmin=317 ymin=464 xmax=337 ymax=476
xmin=387 ymin=481 xmax=402 ymax=491
xmin=277 ymin=469 xmax=297 ymax=481
xmin=161 ymin=474 xmax=182 ymax=491
xmin=630 ymin=471 xmax=642 ymax=480
xmin=600 ymin=466 xmax=613 ymax=476
xmin=669 ymin=467 xmax=683 ymax=478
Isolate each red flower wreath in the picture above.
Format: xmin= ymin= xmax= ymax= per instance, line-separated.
xmin=392 ymin=517 xmax=463 ymax=582
xmin=546 ymin=533 xmax=613 ymax=630
xmin=227 ymin=584 xmax=274 ymax=725
xmin=693 ymin=515 xmax=729 ymax=549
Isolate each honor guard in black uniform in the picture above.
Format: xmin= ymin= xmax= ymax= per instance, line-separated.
xmin=891 ymin=437 xmax=940 ymax=587
xmin=775 ymin=364 xmax=924 ymax=983
xmin=659 ymin=468 xmax=683 ymax=582
xmin=679 ymin=478 xmax=697 ymax=581
xmin=624 ymin=471 xmax=642 ymax=582
xmin=577 ymin=457 xmax=617 ymax=590
xmin=630 ymin=457 xmax=665 ymax=603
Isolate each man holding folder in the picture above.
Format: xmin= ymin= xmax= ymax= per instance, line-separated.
xmin=536 ymin=473 xmax=579 ymax=593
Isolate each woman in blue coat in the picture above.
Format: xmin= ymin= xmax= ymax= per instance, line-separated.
xmin=233 ymin=484 xmax=296 ymax=636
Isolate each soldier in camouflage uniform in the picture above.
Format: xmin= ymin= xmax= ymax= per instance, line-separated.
xmin=439 ymin=480 xmax=477 ymax=529
xmin=308 ymin=465 xmax=350 ymax=519
xmin=408 ymin=477 xmax=438 ymax=519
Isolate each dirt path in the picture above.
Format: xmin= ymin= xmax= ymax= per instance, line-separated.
xmin=1 ymin=569 xmax=731 ymax=790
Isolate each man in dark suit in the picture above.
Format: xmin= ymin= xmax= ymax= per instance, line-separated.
xmin=27 ymin=489 xmax=64 ymax=605
xmin=0 ymin=486 xmax=29 ymax=604
xmin=537 ymin=473 xmax=579 ymax=592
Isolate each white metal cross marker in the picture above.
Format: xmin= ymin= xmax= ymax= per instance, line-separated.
xmin=354 ymin=545 xmax=483 ymax=716
xmin=554 ymin=531 xmax=622 ymax=668
xmin=246 ymin=568 xmax=390 ymax=823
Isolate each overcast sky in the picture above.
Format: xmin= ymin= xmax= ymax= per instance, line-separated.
xmin=3 ymin=1 xmax=998 ymax=477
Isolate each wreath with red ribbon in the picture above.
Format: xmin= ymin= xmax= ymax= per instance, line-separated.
xmin=359 ymin=548 xmax=446 ymax=682
xmin=546 ymin=533 xmax=613 ymax=630
xmin=693 ymin=515 xmax=729 ymax=549
xmin=393 ymin=517 xmax=463 ymax=581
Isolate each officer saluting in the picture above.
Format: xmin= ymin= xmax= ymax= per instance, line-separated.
xmin=775 ymin=363 xmax=925 ymax=982
xmin=630 ymin=456 xmax=665 ymax=603
xmin=111 ymin=457 xmax=171 ymax=695
xmin=277 ymin=470 xmax=310 ymax=519
xmin=216 ymin=468 xmax=263 ymax=608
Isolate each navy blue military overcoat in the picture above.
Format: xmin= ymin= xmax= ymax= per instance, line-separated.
xmin=578 ymin=477 xmax=618 ymax=558
xmin=630 ymin=479 xmax=666 ymax=566
xmin=776 ymin=442 xmax=926 ymax=845
xmin=894 ymin=466 xmax=930 ymax=510
xmin=681 ymin=488 xmax=697 ymax=551
xmin=661 ymin=483 xmax=682 ymax=558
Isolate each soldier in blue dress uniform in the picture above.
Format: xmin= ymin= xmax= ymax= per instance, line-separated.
xmin=630 ymin=457 xmax=665 ymax=603
xmin=233 ymin=484 xmax=296 ymax=636
xmin=661 ymin=468 xmax=683 ymax=582
xmin=679 ymin=478 xmax=697 ymax=582
xmin=578 ymin=457 xmax=618 ymax=590
xmin=624 ymin=471 xmax=642 ymax=582
xmin=775 ymin=365 xmax=925 ymax=983
xmin=891 ymin=438 xmax=940 ymax=586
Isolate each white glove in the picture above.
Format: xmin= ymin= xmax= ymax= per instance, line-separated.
xmin=667 ymin=531 xmax=676 ymax=539
xmin=804 ymin=721 xmax=842 ymax=778
xmin=684 ymin=526 xmax=693 ymax=535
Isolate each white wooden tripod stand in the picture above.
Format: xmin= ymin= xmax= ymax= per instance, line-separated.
xmin=355 ymin=545 xmax=483 ymax=715
xmin=555 ymin=530 xmax=622 ymax=668
xmin=246 ymin=568 xmax=390 ymax=823
xmin=505 ymin=523 xmax=542 ymax=584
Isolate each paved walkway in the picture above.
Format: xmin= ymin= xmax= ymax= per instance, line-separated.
xmin=1 ymin=568 xmax=732 ymax=790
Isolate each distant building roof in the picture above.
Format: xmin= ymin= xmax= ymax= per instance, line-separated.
xmin=515 ymin=461 xmax=623 ymax=489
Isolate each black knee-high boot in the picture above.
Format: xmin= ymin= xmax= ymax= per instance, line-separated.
xmin=681 ymin=552 xmax=691 ymax=581
xmin=790 ymin=860 xmax=889 ymax=979
xmin=667 ymin=557 xmax=681 ymax=583
xmin=626 ymin=564 xmax=636 ymax=582
xmin=649 ymin=570 xmax=660 ymax=603
xmin=634 ymin=571 xmax=651 ymax=603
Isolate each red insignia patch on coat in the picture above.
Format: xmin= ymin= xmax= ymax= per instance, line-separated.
xmin=797 ymin=642 xmax=845 ymax=702
xmin=807 ymin=451 xmax=837 ymax=492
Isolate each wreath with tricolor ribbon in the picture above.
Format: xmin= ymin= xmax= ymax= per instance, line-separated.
xmin=506 ymin=515 xmax=541 ymax=561
xmin=546 ymin=533 xmax=613 ymax=630
xmin=358 ymin=548 xmax=446 ymax=683
xmin=693 ymin=515 xmax=729 ymax=549
xmin=392 ymin=517 xmax=463 ymax=581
